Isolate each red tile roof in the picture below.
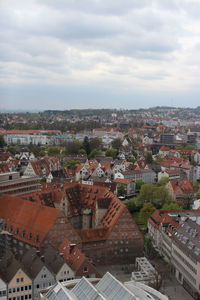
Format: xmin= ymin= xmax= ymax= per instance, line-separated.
xmin=58 ymin=239 xmax=86 ymax=271
xmin=114 ymin=178 xmax=132 ymax=185
xmin=0 ymin=194 xmax=61 ymax=246
xmin=170 ymin=180 xmax=194 ymax=194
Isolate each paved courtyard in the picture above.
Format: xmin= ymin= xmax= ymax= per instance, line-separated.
xmin=97 ymin=264 xmax=193 ymax=300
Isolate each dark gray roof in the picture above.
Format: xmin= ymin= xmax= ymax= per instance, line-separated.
xmin=0 ymin=251 xmax=26 ymax=283
xmin=41 ymin=245 xmax=66 ymax=275
xmin=19 ymin=248 xmax=50 ymax=279
xmin=172 ymin=216 xmax=200 ymax=261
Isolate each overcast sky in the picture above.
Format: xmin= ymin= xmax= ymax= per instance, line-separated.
xmin=1 ymin=0 xmax=200 ymax=111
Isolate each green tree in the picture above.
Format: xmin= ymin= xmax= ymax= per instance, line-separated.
xmin=193 ymin=182 xmax=199 ymax=193
xmin=7 ymin=145 xmax=18 ymax=155
xmin=153 ymin=186 xmax=172 ymax=208
xmin=0 ymin=135 xmax=5 ymax=147
xmin=89 ymin=137 xmax=102 ymax=151
xmin=162 ymin=202 xmax=183 ymax=210
xmin=105 ymin=149 xmax=118 ymax=158
xmin=64 ymin=160 xmax=80 ymax=167
xmin=157 ymin=176 xmax=170 ymax=187
xmin=111 ymin=138 xmax=122 ymax=150
xmin=78 ymin=148 xmax=86 ymax=155
xmin=127 ymin=158 xmax=136 ymax=164
xmin=125 ymin=197 xmax=137 ymax=213
xmin=48 ymin=147 xmax=60 ymax=156
xmin=65 ymin=141 xmax=82 ymax=155
xmin=145 ymin=152 xmax=153 ymax=164
xmin=39 ymin=150 xmax=46 ymax=157
xmin=83 ymin=136 xmax=90 ymax=155
xmin=196 ymin=189 xmax=200 ymax=199
xmin=137 ymin=184 xmax=172 ymax=209
xmin=88 ymin=149 xmax=101 ymax=159
xmin=117 ymin=184 xmax=126 ymax=197
xmin=136 ymin=180 xmax=145 ymax=191
xmin=139 ymin=202 xmax=156 ymax=226
xmin=137 ymin=184 xmax=155 ymax=207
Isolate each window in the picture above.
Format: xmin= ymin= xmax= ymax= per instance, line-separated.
xmin=28 ymin=295 xmax=31 ymax=299
xmin=28 ymin=285 xmax=31 ymax=290
xmin=21 ymin=278 xmax=24 ymax=282
xmin=27 ymin=233 xmax=32 ymax=240
xmin=83 ymin=267 xmax=88 ymax=272
xmin=17 ymin=288 xmax=20 ymax=292
xmin=34 ymin=235 xmax=39 ymax=242
xmin=8 ymin=289 xmax=12 ymax=294
xmin=21 ymin=231 xmax=26 ymax=238
xmin=21 ymin=287 xmax=24 ymax=292
xmin=16 ymin=278 xmax=20 ymax=283
xmin=9 ymin=226 xmax=13 ymax=233
xmin=25 ymin=286 xmax=28 ymax=291
xmin=0 ymin=290 xmax=6 ymax=297
xmin=36 ymin=284 xmax=39 ymax=289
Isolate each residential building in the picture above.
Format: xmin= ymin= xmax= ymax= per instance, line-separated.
xmin=0 ymin=252 xmax=32 ymax=300
xmin=172 ymin=217 xmax=200 ymax=299
xmin=160 ymin=134 xmax=175 ymax=145
xmin=0 ymin=172 xmax=41 ymax=196
xmin=166 ymin=180 xmax=195 ymax=208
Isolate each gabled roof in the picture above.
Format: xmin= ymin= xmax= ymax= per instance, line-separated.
xmin=0 ymin=251 xmax=29 ymax=284
xmin=160 ymin=146 xmax=171 ymax=151
xmin=169 ymin=180 xmax=194 ymax=194
xmin=0 ymin=152 xmax=13 ymax=162
xmin=0 ymin=194 xmax=61 ymax=246
xmin=41 ymin=245 xmax=67 ymax=274
xmin=58 ymin=239 xmax=86 ymax=272
xmin=18 ymin=248 xmax=49 ymax=279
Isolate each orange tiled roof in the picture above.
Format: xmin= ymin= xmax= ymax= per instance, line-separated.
xmin=58 ymin=239 xmax=86 ymax=272
xmin=160 ymin=146 xmax=171 ymax=151
xmin=0 ymin=152 xmax=13 ymax=162
xmin=170 ymin=180 xmax=194 ymax=194
xmin=0 ymin=194 xmax=61 ymax=246
xmin=114 ymin=178 xmax=131 ymax=185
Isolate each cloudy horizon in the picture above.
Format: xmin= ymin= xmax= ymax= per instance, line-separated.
xmin=1 ymin=0 xmax=200 ymax=111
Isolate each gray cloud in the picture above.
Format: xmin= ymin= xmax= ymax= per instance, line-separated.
xmin=1 ymin=0 xmax=200 ymax=110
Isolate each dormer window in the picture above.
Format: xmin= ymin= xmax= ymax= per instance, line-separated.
xmin=21 ymin=230 xmax=26 ymax=238
xmin=27 ymin=233 xmax=32 ymax=240
xmin=9 ymin=225 xmax=13 ymax=233
xmin=35 ymin=235 xmax=39 ymax=242
xmin=14 ymin=228 xmax=19 ymax=234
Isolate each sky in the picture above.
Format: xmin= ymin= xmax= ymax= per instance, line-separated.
xmin=1 ymin=0 xmax=200 ymax=111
